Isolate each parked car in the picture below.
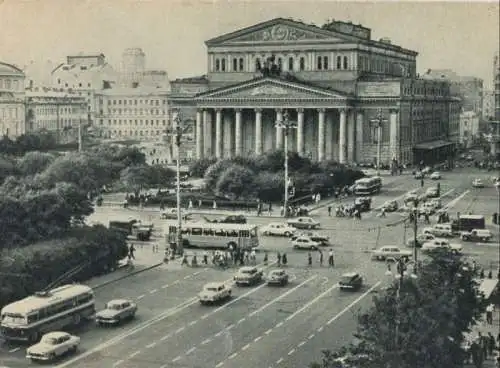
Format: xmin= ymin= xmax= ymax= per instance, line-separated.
xmin=371 ymin=246 xmax=412 ymax=261
xmin=423 ymin=224 xmax=453 ymax=237
xmin=354 ymin=197 xmax=372 ymax=212
xmin=199 ymin=282 xmax=232 ymax=304
xmin=421 ymin=238 xmax=462 ymax=253
xmin=95 ymin=299 xmax=137 ymax=326
xmin=430 ymin=171 xmax=442 ymax=180
xmin=407 ymin=233 xmax=436 ymax=248
xmin=460 ymin=229 xmax=492 ymax=242
xmin=234 ymin=266 xmax=263 ymax=286
xmin=381 ymin=200 xmax=398 ymax=212
xmin=429 ymin=199 xmax=442 ymax=209
xmin=211 ymin=215 xmax=247 ymax=224
xmin=418 ymin=203 xmax=436 ymax=216
xmin=287 ymin=217 xmax=320 ymax=230
xmin=161 ymin=208 xmax=191 ymax=220
xmin=266 ymin=269 xmax=289 ymax=286
xmin=292 ymin=236 xmax=321 ymax=250
xmin=339 ymin=272 xmax=364 ymax=291
xmin=260 ymin=222 xmax=296 ymax=237
xmin=26 ymin=332 xmax=80 ymax=362
xmin=472 ymin=179 xmax=484 ymax=188
xmin=291 ymin=232 xmax=330 ymax=246
xmin=414 ymin=171 xmax=424 ymax=179
xmin=425 ymin=187 xmax=440 ymax=198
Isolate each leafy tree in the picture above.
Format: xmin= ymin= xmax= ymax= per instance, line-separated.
xmin=215 ymin=164 xmax=255 ymax=199
xmin=253 ymin=171 xmax=283 ymax=202
xmin=119 ymin=164 xmax=174 ymax=195
xmin=189 ymin=157 xmax=217 ymax=178
xmin=204 ymin=159 xmax=235 ymax=190
xmin=17 ymin=151 xmax=56 ymax=176
xmin=0 ymin=155 xmax=19 ymax=184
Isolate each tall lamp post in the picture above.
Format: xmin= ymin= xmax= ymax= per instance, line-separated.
xmin=275 ymin=110 xmax=297 ymax=217
xmin=370 ymin=108 xmax=388 ymax=176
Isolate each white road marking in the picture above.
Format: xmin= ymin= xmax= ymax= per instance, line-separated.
xmin=9 ymin=347 xmax=20 ymax=353
xmin=128 ymin=350 xmax=141 ymax=359
xmin=285 ymin=283 xmax=340 ymax=322
xmin=277 ymin=357 xmax=284 ymax=364
xmin=242 ymin=343 xmax=250 ymax=351
xmin=160 ymin=333 xmax=171 ymax=341
xmin=215 ymin=362 xmax=224 ymax=368
xmin=317 ymin=326 xmax=324 ymax=332
xmin=145 ymin=342 xmax=157 ymax=349
xmin=265 ymin=328 xmax=273 ymax=335
xmin=248 ymin=275 xmax=318 ymax=318
xmin=229 ymin=352 xmax=238 ymax=359
xmin=215 ymin=331 xmax=223 ymax=337
xmin=172 ymin=280 xmax=180 ymax=284
xmin=308 ymin=334 xmax=315 ymax=340
xmin=176 ymin=326 xmax=186 ymax=334
xmin=113 ymin=360 xmax=124 ymax=367
xmin=201 ymin=338 xmax=212 ymax=345
xmin=149 ymin=289 xmax=157 ymax=294
xmin=254 ymin=336 xmax=262 ymax=342
xmin=320 ymin=277 xmax=328 ymax=286
xmin=201 ymin=314 xmax=209 ymax=320
xmin=193 ymin=271 xmax=203 ymax=276
xmin=161 ymin=284 xmax=169 ymax=289
xmin=237 ymin=318 xmax=246 ymax=324
xmin=137 ymin=294 xmax=145 ymax=300
xmin=297 ymin=341 xmax=306 ymax=348
xmin=276 ymin=321 xmax=283 ymax=328
xmin=226 ymin=324 xmax=235 ymax=330
xmin=443 ymin=190 xmax=470 ymax=210
xmin=327 ymin=282 xmax=382 ymax=325
xmin=186 ymin=347 xmax=197 ymax=354
xmin=184 ymin=275 xmax=191 ymax=279
xmin=188 ymin=320 xmax=197 ymax=326
xmin=288 ymin=349 xmax=295 ymax=356
xmin=172 ymin=355 xmax=181 ymax=362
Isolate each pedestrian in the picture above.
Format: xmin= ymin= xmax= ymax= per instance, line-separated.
xmin=420 ymin=178 xmax=424 ymax=188
xmin=188 ymin=200 xmax=193 ymax=209
xmin=307 ymin=252 xmax=312 ymax=267
xmin=380 ymin=208 xmax=386 ymax=218
xmin=327 ymin=205 xmax=332 ymax=217
xmin=424 ymin=213 xmax=430 ymax=224
xmin=328 ymin=249 xmax=334 ymax=267
xmin=277 ymin=252 xmax=282 ymax=267
xmin=250 ymin=249 xmax=256 ymax=265
xmin=318 ymin=250 xmax=324 ymax=267
xmin=203 ymin=251 xmax=208 ymax=265
xmin=257 ymin=203 xmax=262 ymax=216
xmin=128 ymin=244 xmax=135 ymax=260
xmin=198 ymin=199 xmax=202 ymax=208
xmin=488 ymin=332 xmax=496 ymax=357
xmin=263 ymin=251 xmax=268 ymax=266
xmin=213 ymin=200 xmax=217 ymax=209
xmin=282 ymin=253 xmax=287 ymax=267
xmin=486 ymin=304 xmax=494 ymax=324
xmin=181 ymin=255 xmax=188 ymax=266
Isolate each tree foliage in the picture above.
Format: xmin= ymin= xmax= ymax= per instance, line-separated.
xmin=215 ymin=164 xmax=256 ymax=199
xmin=16 ymin=151 xmax=56 ymax=176
xmin=119 ymin=164 xmax=175 ymax=194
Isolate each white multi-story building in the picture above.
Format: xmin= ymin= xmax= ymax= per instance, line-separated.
xmin=94 ymin=87 xmax=170 ymax=142
xmin=459 ymin=111 xmax=480 ymax=149
xmin=25 ymin=88 xmax=87 ymax=142
xmin=0 ymin=61 xmax=26 ymax=138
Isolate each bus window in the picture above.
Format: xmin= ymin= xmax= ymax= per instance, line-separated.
xmin=214 ymin=229 xmax=226 ymax=236
xmin=203 ymin=228 xmax=214 ymax=236
xmin=191 ymin=227 xmax=202 ymax=236
xmin=181 ymin=228 xmax=190 ymax=235
xmin=229 ymin=230 xmax=238 ymax=237
xmin=169 ymin=226 xmax=177 ymax=234
xmin=249 ymin=229 xmax=257 ymax=237
xmin=240 ymin=230 xmax=250 ymax=238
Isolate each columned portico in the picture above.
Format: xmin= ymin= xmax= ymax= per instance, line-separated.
xmin=275 ymin=109 xmax=283 ymax=149
xmin=317 ymin=108 xmax=325 ymax=161
xmin=389 ymin=109 xmax=399 ymax=160
xmin=296 ymin=108 xmax=304 ymax=156
xmin=339 ymin=109 xmax=347 ymax=163
xmin=215 ymin=109 xmax=222 ymax=158
xmin=234 ymin=109 xmax=242 ymax=156
xmin=347 ymin=110 xmax=355 ymax=162
xmin=355 ymin=110 xmax=364 ymax=162
xmin=195 ymin=110 xmax=203 ymax=159
xmin=254 ymin=108 xmax=262 ymax=155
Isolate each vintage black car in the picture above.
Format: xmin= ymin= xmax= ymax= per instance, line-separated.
xmin=339 ymin=272 xmax=363 ymax=291
xmin=210 ymin=215 xmax=247 ymax=224
xmin=354 ymin=197 xmax=372 ymax=212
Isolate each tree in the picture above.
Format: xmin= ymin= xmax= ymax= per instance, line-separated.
xmin=215 ymin=164 xmax=256 ymax=199
xmin=17 ymin=151 xmax=56 ymax=176
xmin=189 ymin=157 xmax=217 ymax=178
xmin=253 ymin=171 xmax=283 ymax=202
xmin=0 ymin=155 xmax=19 ymax=184
xmin=204 ymin=159 xmax=235 ymax=190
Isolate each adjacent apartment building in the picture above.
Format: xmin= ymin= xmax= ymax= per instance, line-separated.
xmin=0 ymin=61 xmax=26 ymax=138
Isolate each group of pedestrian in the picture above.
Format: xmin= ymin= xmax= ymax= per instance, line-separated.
xmin=180 ymin=247 xmax=257 ymax=268
xmin=463 ymin=331 xmax=499 ymax=367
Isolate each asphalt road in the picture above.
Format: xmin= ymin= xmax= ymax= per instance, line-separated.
xmin=1 ymin=168 xmax=498 ymax=368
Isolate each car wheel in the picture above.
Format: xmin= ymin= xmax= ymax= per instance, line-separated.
xmin=263 ymin=231 xmax=269 ymax=236
xmin=69 ymin=345 xmax=77 ymax=354
xmin=293 ymin=245 xmax=299 ymax=250
xmin=72 ymin=313 xmax=81 ymax=326
xmin=284 ymin=231 xmax=291 ymax=237
xmin=29 ymin=331 xmax=39 ymax=343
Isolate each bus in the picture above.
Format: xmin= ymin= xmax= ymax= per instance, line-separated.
xmin=354 ymin=177 xmax=382 ymax=196
xmin=0 ymin=284 xmax=95 ymax=343
xmin=165 ymin=222 xmax=259 ymax=250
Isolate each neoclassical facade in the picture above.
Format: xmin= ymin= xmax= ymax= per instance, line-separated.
xmin=0 ymin=61 xmax=26 ymax=138
xmin=169 ymin=18 xmax=456 ymax=165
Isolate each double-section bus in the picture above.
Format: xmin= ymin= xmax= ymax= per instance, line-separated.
xmin=164 ymin=222 xmax=259 ymax=250
xmin=0 ymin=284 xmax=95 ymax=342
xmin=354 ymin=176 xmax=383 ymax=196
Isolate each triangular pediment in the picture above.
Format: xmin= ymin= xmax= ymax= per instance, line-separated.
xmin=206 ymin=18 xmax=347 ymax=45
xmin=196 ymin=78 xmax=348 ymax=100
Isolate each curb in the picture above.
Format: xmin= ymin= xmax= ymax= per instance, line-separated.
xmin=92 ymin=262 xmax=164 ymax=290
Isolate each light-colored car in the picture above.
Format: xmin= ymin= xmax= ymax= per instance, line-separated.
xmin=291 ymin=231 xmax=330 ymax=246
xmin=381 ymin=200 xmax=398 ymax=212
xmin=418 ymin=202 xmax=436 ymax=215
xmin=287 ymin=217 xmax=320 ymax=230
xmin=429 ymin=199 xmax=442 ymax=209
xmin=267 ymin=269 xmax=289 ymax=286
xmin=371 ymin=246 xmax=412 ymax=261
xmin=472 ymin=179 xmax=484 ymax=188
xmin=461 ymin=229 xmax=492 ymax=242
xmin=199 ymin=282 xmax=232 ymax=304
xmin=425 ymin=187 xmax=439 ymax=198
xmin=430 ymin=171 xmax=441 ymax=180
xmin=421 ymin=238 xmax=462 ymax=253
xmin=234 ymin=266 xmax=263 ymax=286
xmin=161 ymin=208 xmax=192 ymax=220
xmin=422 ymin=166 xmax=432 ymax=174
xmin=292 ymin=236 xmax=321 ymax=250
xmin=407 ymin=233 xmax=436 ymax=248
xmin=26 ymin=332 xmax=80 ymax=362
xmin=261 ymin=223 xmax=296 ymax=237
xmin=423 ymin=224 xmax=453 ymax=237
xmin=95 ymin=299 xmax=137 ymax=326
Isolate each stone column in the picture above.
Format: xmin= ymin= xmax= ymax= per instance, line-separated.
xmin=296 ymin=108 xmax=305 ymax=156
xmin=203 ymin=109 xmax=211 ymax=156
xmin=223 ymin=111 xmax=233 ymax=158
xmin=390 ymin=109 xmax=399 ymax=161
xmin=195 ymin=109 xmax=203 ymax=159
xmin=255 ymin=108 xmax=262 ymax=155
xmin=275 ymin=109 xmax=283 ymax=149
xmin=235 ymin=108 xmax=242 ymax=156
xmin=317 ymin=108 xmax=326 ymax=161
xmin=347 ymin=110 xmax=355 ymax=162
xmin=355 ymin=110 xmax=364 ymax=162
xmin=339 ymin=109 xmax=347 ymax=163
xmin=215 ymin=109 xmax=222 ymax=158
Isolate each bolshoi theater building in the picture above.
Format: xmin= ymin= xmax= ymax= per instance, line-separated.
xmin=169 ymin=18 xmax=461 ymax=166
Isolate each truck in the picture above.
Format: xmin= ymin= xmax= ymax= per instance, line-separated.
xmin=109 ymin=220 xmax=152 ymax=241
xmin=451 ymin=215 xmax=486 ymax=233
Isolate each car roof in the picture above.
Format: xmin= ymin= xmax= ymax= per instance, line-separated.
xmin=341 ymin=272 xmax=359 ymax=278
xmin=269 ymin=269 xmax=285 ymax=273
xmin=239 ymin=266 xmax=257 ymax=271
xmin=108 ymin=299 xmax=131 ymax=305
xmin=42 ymin=331 xmax=69 ymax=339
xmin=204 ymin=282 xmax=225 ymax=288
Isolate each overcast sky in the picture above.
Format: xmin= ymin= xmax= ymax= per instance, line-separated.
xmin=0 ymin=0 xmax=498 ymax=88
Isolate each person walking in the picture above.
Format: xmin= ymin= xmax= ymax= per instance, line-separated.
xmin=277 ymin=252 xmax=282 ymax=267
xmin=327 ymin=205 xmax=332 ymax=217
xmin=282 ymin=253 xmax=288 ymax=267
xmin=318 ymin=250 xmax=324 ymax=267
xmin=202 ymin=251 xmax=208 ymax=265
xmin=380 ymin=208 xmax=386 ymax=218
xmin=307 ymin=252 xmax=312 ymax=267
xmin=328 ymin=249 xmax=334 ymax=268
xmin=488 ymin=332 xmax=496 ymax=357
xmin=486 ymin=304 xmax=494 ymax=324
xmin=128 ymin=244 xmax=136 ymax=260
xmin=263 ymin=251 xmax=268 ymax=266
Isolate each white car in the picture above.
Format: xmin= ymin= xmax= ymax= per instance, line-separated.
xmin=421 ymin=238 xmax=462 ymax=253
xmin=26 ymin=332 xmax=80 ymax=362
xmin=422 ymin=166 xmax=432 ymax=174
xmin=260 ymin=222 xmax=296 ymax=237
xmin=292 ymin=236 xmax=321 ymax=250
xmin=95 ymin=299 xmax=137 ymax=325
xmin=371 ymin=246 xmax=412 ymax=261
xmin=199 ymin=282 xmax=232 ymax=304
xmin=430 ymin=171 xmax=441 ymax=180
xmin=472 ymin=179 xmax=484 ymax=188
xmin=423 ymin=224 xmax=453 ymax=237
xmin=161 ymin=208 xmax=191 ymax=220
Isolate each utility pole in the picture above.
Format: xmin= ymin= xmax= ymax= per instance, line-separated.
xmin=78 ymin=103 xmax=83 ymax=152
xmin=370 ymin=108 xmax=388 ymax=176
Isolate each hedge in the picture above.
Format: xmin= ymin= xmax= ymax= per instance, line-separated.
xmin=0 ymin=225 xmax=128 ymax=309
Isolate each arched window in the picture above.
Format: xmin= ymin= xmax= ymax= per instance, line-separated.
xmin=288 ymin=57 xmax=294 ymax=71
xmin=337 ymin=56 xmax=342 ymax=70
xmin=239 ymin=58 xmax=244 ymax=71
xmin=323 ymin=56 xmax=329 ymax=70
xmin=232 ymin=58 xmax=238 ymax=72
xmin=343 ymin=56 xmax=348 ymax=70
xmin=215 ymin=59 xmax=220 ymax=72
xmin=317 ymin=56 xmax=322 ymax=70
xmin=299 ymin=57 xmax=305 ymax=71
xmin=255 ymin=58 xmax=261 ymax=71
xmin=221 ymin=59 xmax=226 ymax=72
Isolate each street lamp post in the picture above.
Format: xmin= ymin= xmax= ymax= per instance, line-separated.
xmin=370 ymin=108 xmax=388 ymax=176
xmin=173 ymin=111 xmax=185 ymax=256
xmin=275 ymin=110 xmax=297 ymax=217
